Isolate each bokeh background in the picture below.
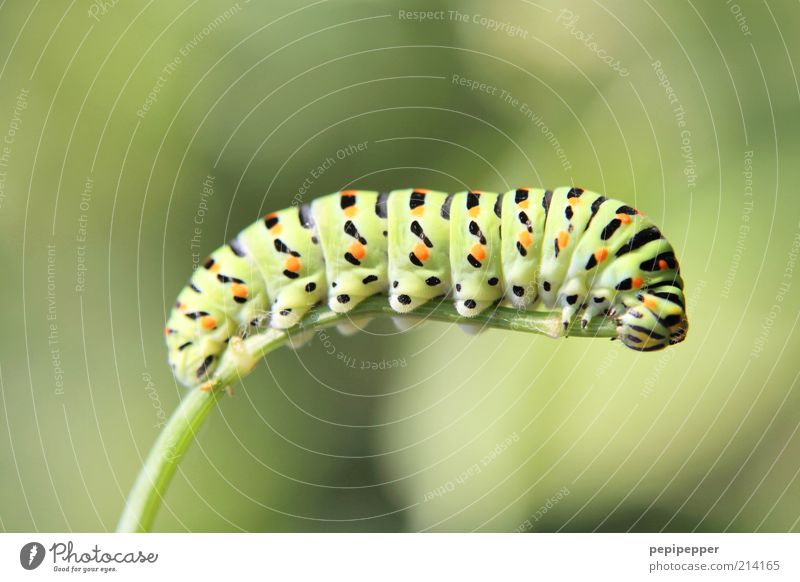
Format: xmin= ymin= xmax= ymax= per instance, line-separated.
xmin=1 ymin=0 xmax=798 ymax=532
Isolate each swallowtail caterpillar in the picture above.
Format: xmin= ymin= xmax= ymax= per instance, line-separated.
xmin=166 ymin=187 xmax=688 ymax=388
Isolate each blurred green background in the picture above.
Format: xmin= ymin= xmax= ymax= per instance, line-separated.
xmin=1 ymin=0 xmax=798 ymax=532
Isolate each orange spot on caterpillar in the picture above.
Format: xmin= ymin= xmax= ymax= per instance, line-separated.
xmin=270 ymin=224 xmax=282 ymax=235
xmin=341 ymin=190 xmax=358 ymax=195
xmin=232 ymin=283 xmax=249 ymax=298
xmin=518 ymin=230 xmax=532 ymax=248
xmin=643 ymin=297 xmax=657 ymax=310
xmin=165 ymin=327 xmax=172 ymax=335
xmin=632 ymin=276 xmax=644 ymax=289
xmin=284 ymin=255 xmax=301 ymax=272
xmin=568 ymin=197 xmax=580 ymax=206
xmin=209 ymin=262 xmax=221 ymax=272
xmin=348 ymin=241 xmax=366 ymax=260
xmin=658 ymin=259 xmax=669 ymax=270
xmin=343 ymin=206 xmax=358 ymax=218
xmin=410 ymin=205 xmax=425 ymax=217
xmin=468 ymin=206 xmax=480 ymax=218
xmin=594 ymin=247 xmax=608 ymax=262
xmin=471 ymin=243 xmax=486 ymax=261
xmin=617 ymin=213 xmax=632 ymax=225
xmin=517 ymin=199 xmax=529 ymax=209
xmin=200 ymin=316 xmax=217 ymax=330
xmin=557 ymin=230 xmax=570 ymax=250
xmin=178 ymin=303 xmax=186 ymax=311
xmin=414 ymin=241 xmax=430 ymax=261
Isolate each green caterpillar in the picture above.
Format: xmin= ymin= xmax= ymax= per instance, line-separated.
xmin=166 ymin=187 xmax=688 ymax=387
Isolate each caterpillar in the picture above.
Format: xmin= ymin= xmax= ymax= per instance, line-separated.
xmin=166 ymin=187 xmax=688 ymax=387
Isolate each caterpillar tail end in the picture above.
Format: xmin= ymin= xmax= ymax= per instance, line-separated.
xmin=616 ymin=290 xmax=688 ymax=352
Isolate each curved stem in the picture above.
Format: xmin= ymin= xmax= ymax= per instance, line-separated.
xmin=117 ymin=298 xmax=617 ymax=532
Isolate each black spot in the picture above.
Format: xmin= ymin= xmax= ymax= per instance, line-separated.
xmin=305 ymin=282 xmax=317 ymax=292
xmin=397 ymin=294 xmax=412 ymax=305
xmin=616 ymin=226 xmax=662 ymax=258
xmin=515 ymin=188 xmax=529 ymax=204
xmin=624 ymin=334 xmax=643 ymax=344
xmin=336 ymin=294 xmax=351 ymax=304
xmin=196 ymin=355 xmax=214 ymax=378
xmin=383 ymin=230 xmax=388 ymax=237
xmin=467 ymin=254 xmax=482 ymax=268
xmin=362 ymin=274 xmax=378 ymax=285
xmin=274 ymin=239 xmax=300 ymax=256
xmin=554 ymin=237 xmax=560 ymax=258
xmin=409 ymin=190 xmax=426 ymax=209
xmin=628 ymin=324 xmax=665 ymax=340
xmin=344 ymin=252 xmax=361 ymax=266
xmin=426 ymin=276 xmax=441 ymax=286
xmin=463 ymin=299 xmax=477 ymax=309
xmin=311 ymin=236 xmax=319 ymax=244
xmin=565 ymin=206 xmax=574 ymax=220
xmin=616 ymin=205 xmax=637 ymax=215
xmin=615 ymin=278 xmax=633 ymax=291
xmin=600 ymin=218 xmax=622 ymax=240
xmin=566 ymin=294 xmax=578 ymax=305
xmin=640 ymin=252 xmax=676 ymax=272
xmin=184 ymin=311 xmax=209 ymax=320
xmin=409 ymin=252 xmax=423 ymax=267
xmin=468 ymin=221 xmax=486 ymax=244
xmin=298 ymin=205 xmax=315 ymax=228
xmin=566 ymin=187 xmax=584 ymax=199
xmin=513 ymin=285 xmax=524 ymax=297
xmin=543 ymin=281 xmax=551 ymax=292
xmin=279 ymin=309 xmax=292 ymax=316
xmin=518 ymin=211 xmax=532 ymax=231
xmin=228 ymin=238 xmax=246 ymax=257
xmin=488 ymin=277 xmax=499 ymax=286
xmin=392 ymin=280 xmax=399 ymax=288
xmin=344 ymin=220 xmax=366 ymax=244
xmin=456 ymin=283 xmax=462 ymax=292
xmin=466 ymin=191 xmax=480 ymax=210
xmin=340 ymin=192 xmax=356 ymax=210
xmin=586 ymin=196 xmax=607 ymax=229
xmin=493 ymin=193 xmax=503 ymax=218
xmin=233 ymin=296 xmax=247 ymax=304
xmin=593 ymin=296 xmax=605 ymax=303
xmin=283 ymin=269 xmax=300 ymax=279
xmin=375 ymin=192 xmax=389 ymax=218
xmin=332 ymin=281 xmax=338 ymax=288
xmin=178 ymin=341 xmax=192 ymax=351
xmin=651 ymin=291 xmax=685 ymax=308
xmin=516 ymin=241 xmax=527 ymax=256
xmin=441 ymin=194 xmax=454 ymax=220
xmin=542 ymin=190 xmax=553 ymax=213
xmin=585 ymin=254 xmax=598 ymax=270
xmin=410 ymin=221 xmax=433 ymax=247
xmin=203 ymin=257 xmax=215 ymax=269
xmin=263 ymin=215 xmax=279 ymax=229
xmin=190 ymin=283 xmax=201 ymax=293
xmin=658 ymin=313 xmax=683 ymax=328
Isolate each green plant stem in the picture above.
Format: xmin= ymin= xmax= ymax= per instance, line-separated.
xmin=116 ymin=298 xmax=618 ymax=532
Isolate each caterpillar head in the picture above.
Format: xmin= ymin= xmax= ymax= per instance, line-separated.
xmin=616 ymin=287 xmax=688 ymax=351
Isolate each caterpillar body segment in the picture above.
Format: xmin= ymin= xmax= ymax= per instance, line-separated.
xmin=166 ymin=186 xmax=689 ymax=387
